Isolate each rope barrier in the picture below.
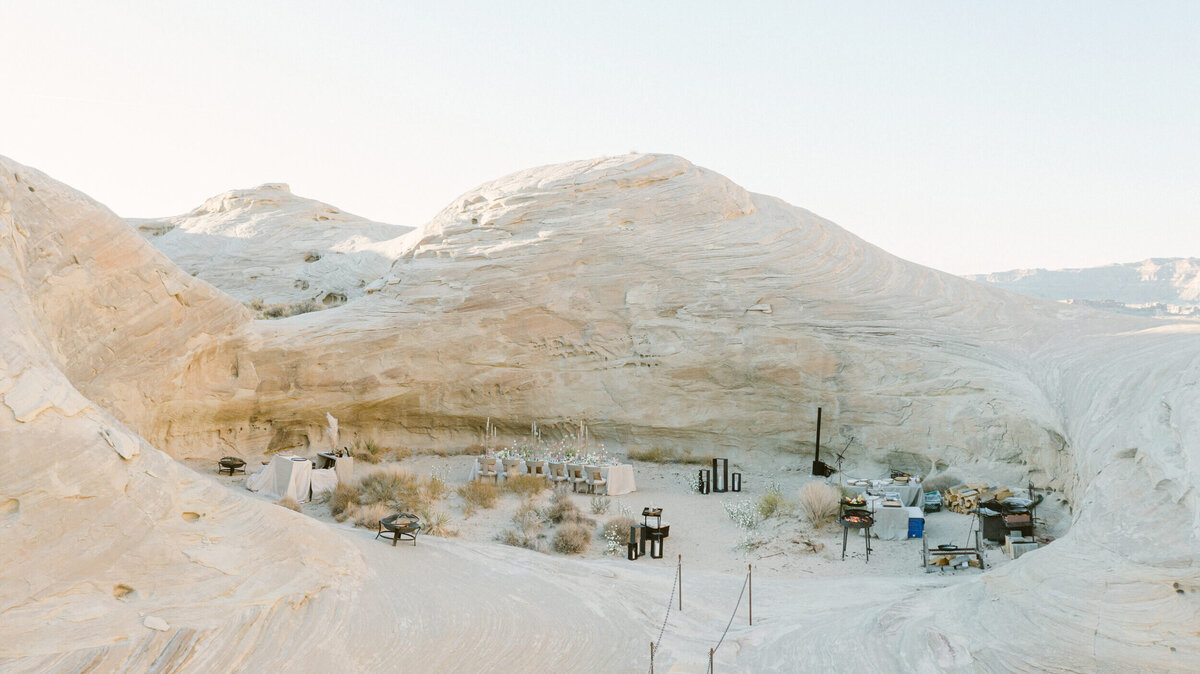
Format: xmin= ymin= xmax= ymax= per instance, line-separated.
xmin=648 ymin=558 xmax=680 ymax=674
xmin=708 ymin=569 xmax=750 ymax=673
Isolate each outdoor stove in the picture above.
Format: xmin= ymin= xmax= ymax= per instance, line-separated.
xmin=840 ymin=509 xmax=874 ymax=562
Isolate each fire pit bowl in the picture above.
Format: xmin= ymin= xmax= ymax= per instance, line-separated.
xmin=839 ymin=509 xmax=874 ymax=529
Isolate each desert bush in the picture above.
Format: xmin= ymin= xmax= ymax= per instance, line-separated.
xmin=757 ymin=483 xmax=790 ymax=519
xmin=429 ymin=444 xmax=482 ymax=457
xmin=419 ymin=509 xmax=455 ymax=537
xmin=602 ymin=514 xmax=639 ymax=546
xmin=553 ymin=522 xmax=592 ymax=554
xmin=275 ymin=496 xmax=302 ymax=512
xmin=504 ymin=474 xmax=549 ymax=498
xmin=922 ymin=470 xmax=964 ymax=494
xmin=458 ymin=480 xmax=500 ymax=515
xmin=798 ymin=482 xmax=841 ymax=529
xmin=724 ymin=499 xmax=762 ymax=530
xmin=626 ymin=446 xmax=713 ymax=465
xmin=357 ymin=467 xmax=443 ymax=512
xmin=350 ymin=503 xmax=392 ymax=529
xmin=329 ymin=482 xmax=358 ymax=521
xmin=544 ymin=490 xmax=581 ymax=524
xmin=499 ymin=499 xmax=543 ymax=550
xmin=590 ymin=495 xmax=610 ymax=515
xmin=351 ymin=439 xmax=389 ymax=464
xmin=252 ymin=299 xmax=324 ymax=319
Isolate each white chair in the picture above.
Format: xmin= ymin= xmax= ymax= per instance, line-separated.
xmin=584 ymin=466 xmax=607 ymax=495
xmin=566 ymin=464 xmax=586 ymax=492
xmin=527 ymin=460 xmax=548 ymax=480
xmin=503 ymin=458 xmax=524 ymax=478
xmin=477 ymin=457 xmax=498 ymax=483
xmin=548 ymin=462 xmax=568 ymax=487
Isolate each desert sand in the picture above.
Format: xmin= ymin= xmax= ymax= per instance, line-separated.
xmin=1 ymin=153 xmax=1198 ymax=672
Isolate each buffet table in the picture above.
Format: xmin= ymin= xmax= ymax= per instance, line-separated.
xmin=247 ymin=455 xmax=313 ymax=502
xmin=868 ymin=502 xmax=924 ymax=541
xmin=843 ymin=478 xmax=924 ymax=507
xmin=469 ymin=458 xmax=637 ymax=495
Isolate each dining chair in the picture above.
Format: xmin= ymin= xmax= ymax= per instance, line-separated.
xmin=566 ymin=464 xmax=586 ymax=492
xmin=584 ymin=466 xmax=607 ymax=495
xmin=477 ymin=457 xmax=498 ymax=483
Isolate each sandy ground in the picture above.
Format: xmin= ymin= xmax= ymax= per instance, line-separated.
xmin=187 ymin=450 xmax=1071 ymax=672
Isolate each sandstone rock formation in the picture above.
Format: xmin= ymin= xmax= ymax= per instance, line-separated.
xmin=970 ymin=257 xmax=1200 ymax=318
xmin=132 ymin=183 xmax=413 ymax=309
xmin=1 ymin=153 xmax=1197 ymax=671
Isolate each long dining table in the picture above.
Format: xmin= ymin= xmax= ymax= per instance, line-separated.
xmin=468 ymin=458 xmax=637 ymax=495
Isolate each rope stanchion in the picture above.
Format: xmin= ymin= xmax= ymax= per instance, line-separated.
xmin=707 ymin=568 xmax=750 ymax=673
xmin=648 ymin=558 xmax=681 ymax=674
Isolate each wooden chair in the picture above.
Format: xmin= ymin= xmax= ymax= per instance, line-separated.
xmin=566 ymin=464 xmax=586 ymax=492
xmin=376 ymin=513 xmax=421 ymax=547
xmin=477 ymin=457 xmax=498 ymax=483
xmin=548 ymin=462 xmax=568 ymax=487
xmin=584 ymin=466 xmax=607 ymax=494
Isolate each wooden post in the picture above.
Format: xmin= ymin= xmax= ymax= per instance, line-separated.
xmin=678 ymin=554 xmax=682 ymax=611
xmin=710 ymin=647 xmax=714 ymax=672
xmin=650 ymin=641 xmax=654 ymax=674
xmin=748 ymin=564 xmax=753 ymax=626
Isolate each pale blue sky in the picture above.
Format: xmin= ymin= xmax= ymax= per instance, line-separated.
xmin=3 ymin=2 xmax=1197 ymax=274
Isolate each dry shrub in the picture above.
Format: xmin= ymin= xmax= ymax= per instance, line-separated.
xmin=429 ymin=445 xmax=481 ymax=457
xmin=419 ymin=509 xmax=455 ymax=537
xmin=499 ymin=499 xmax=543 ymax=550
xmin=757 ymin=485 xmax=790 ymax=519
xmin=603 ymin=514 xmax=639 ymax=545
xmin=626 ymin=446 xmax=712 ymax=465
xmin=390 ymin=446 xmax=414 ymax=461
xmin=358 ymin=467 xmax=442 ymax=512
xmin=590 ymin=495 xmax=611 ymax=515
xmin=351 ymin=503 xmax=392 ymax=529
xmin=275 ymin=496 xmax=302 ymax=512
xmin=351 ymin=439 xmax=388 ymax=464
xmin=798 ymin=482 xmax=841 ymax=528
xmin=922 ymin=470 xmax=964 ymax=494
xmin=504 ymin=474 xmax=548 ymax=498
xmin=543 ymin=490 xmax=580 ymax=524
xmin=458 ymin=480 xmax=500 ymax=515
xmin=329 ymin=482 xmax=358 ymax=521
xmin=252 ymin=299 xmax=324 ymax=319
xmin=553 ymin=522 xmax=592 ymax=554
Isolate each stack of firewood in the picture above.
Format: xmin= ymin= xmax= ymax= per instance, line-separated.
xmin=944 ymin=484 xmax=1014 ymax=513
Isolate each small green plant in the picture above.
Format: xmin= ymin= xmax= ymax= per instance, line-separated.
xmin=590 ymin=495 xmax=611 ymax=515
xmin=757 ymin=482 xmax=790 ymax=519
xmin=419 ymin=509 xmax=455 ymax=537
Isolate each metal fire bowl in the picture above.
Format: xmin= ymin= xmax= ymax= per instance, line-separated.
xmin=840 ymin=509 xmax=874 ymax=529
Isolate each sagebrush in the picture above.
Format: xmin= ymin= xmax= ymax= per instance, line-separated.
xmin=798 ymin=482 xmax=841 ymax=528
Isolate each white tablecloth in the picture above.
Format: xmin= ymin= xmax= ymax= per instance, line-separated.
xmin=247 ymin=455 xmax=313 ymax=502
xmin=843 ymin=479 xmax=924 ymax=507
xmin=468 ymin=459 xmax=637 ymax=495
xmin=316 ymin=452 xmax=355 ymax=483
xmin=310 ymin=468 xmax=338 ymax=499
xmin=868 ymin=501 xmax=924 ymax=540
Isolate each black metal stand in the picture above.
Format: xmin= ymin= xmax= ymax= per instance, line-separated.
xmin=731 ymin=472 xmax=741 ymax=492
xmin=712 ymin=458 xmax=729 ymax=493
xmin=699 ymin=469 xmax=710 ymax=494
xmin=840 ymin=525 xmax=872 ymax=562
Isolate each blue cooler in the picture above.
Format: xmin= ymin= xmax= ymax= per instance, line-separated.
xmin=907 ymin=518 xmax=924 ymax=539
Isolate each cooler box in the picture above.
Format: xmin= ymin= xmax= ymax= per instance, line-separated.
xmin=906 ymin=506 xmax=925 ymax=539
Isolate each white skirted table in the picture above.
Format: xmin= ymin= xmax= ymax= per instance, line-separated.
xmin=842 ymin=479 xmax=924 ymax=507
xmin=468 ymin=458 xmax=637 ymax=495
xmin=247 ymin=455 xmax=313 ymax=502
